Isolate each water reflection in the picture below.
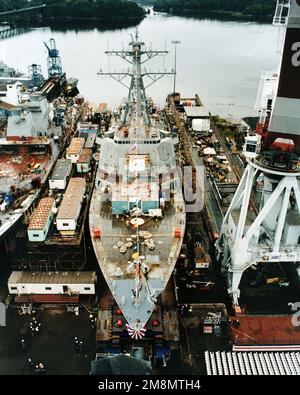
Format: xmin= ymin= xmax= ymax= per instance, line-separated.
xmin=153 ymin=11 xmax=272 ymax=25
xmin=0 ymin=12 xmax=279 ymax=119
xmin=43 ymin=18 xmax=143 ymax=33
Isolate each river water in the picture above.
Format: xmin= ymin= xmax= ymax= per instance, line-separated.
xmin=0 ymin=11 xmax=282 ymax=119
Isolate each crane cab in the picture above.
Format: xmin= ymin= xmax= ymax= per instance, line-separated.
xmin=243 ymin=135 xmax=261 ymax=159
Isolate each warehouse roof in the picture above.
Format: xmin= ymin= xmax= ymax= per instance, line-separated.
xmin=184 ymin=106 xmax=209 ymax=118
xmin=28 ymin=197 xmax=55 ymax=230
xmin=79 ymin=122 xmax=98 ymax=132
xmin=8 ymin=271 xmax=97 ymax=285
xmin=0 ymin=100 xmax=16 ymax=110
xmin=50 ymin=159 xmax=71 ymax=181
xmin=66 ymin=138 xmax=85 ymax=155
xmin=57 ymin=178 xmax=86 ymax=220
xmin=205 ymin=351 xmax=300 ymax=375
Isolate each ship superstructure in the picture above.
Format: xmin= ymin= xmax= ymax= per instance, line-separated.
xmin=0 ymin=61 xmax=23 ymax=78
xmin=89 ymin=31 xmax=185 ymax=338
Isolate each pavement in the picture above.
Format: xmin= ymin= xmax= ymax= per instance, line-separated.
xmin=177 ymin=306 xmax=232 ymax=375
xmin=0 ymin=306 xmax=96 ymax=375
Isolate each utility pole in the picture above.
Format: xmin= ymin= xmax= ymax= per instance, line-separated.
xmin=171 ymin=40 xmax=180 ymax=94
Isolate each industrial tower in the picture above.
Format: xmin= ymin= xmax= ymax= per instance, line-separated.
xmin=216 ymin=0 xmax=300 ymax=306
xmin=44 ymin=38 xmax=63 ymax=79
xmin=98 ymin=29 xmax=174 ymax=126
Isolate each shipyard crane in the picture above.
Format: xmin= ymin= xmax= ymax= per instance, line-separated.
xmin=216 ymin=0 xmax=300 ymax=306
xmin=44 ymin=38 xmax=62 ymax=79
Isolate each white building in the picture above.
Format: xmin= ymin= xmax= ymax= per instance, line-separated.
xmin=184 ymin=106 xmax=211 ymax=132
xmin=66 ymin=137 xmax=85 ymax=164
xmin=56 ymin=177 xmax=86 ymax=236
xmin=0 ymin=81 xmax=24 ymax=106
xmin=8 ymin=271 xmax=97 ymax=295
xmin=49 ymin=159 xmax=72 ymax=190
xmin=27 ymin=197 xmax=55 ymax=242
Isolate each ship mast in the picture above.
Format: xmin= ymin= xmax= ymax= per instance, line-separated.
xmin=98 ymin=29 xmax=174 ymax=126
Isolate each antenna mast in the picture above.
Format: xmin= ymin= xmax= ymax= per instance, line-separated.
xmin=98 ymin=30 xmax=174 ymax=126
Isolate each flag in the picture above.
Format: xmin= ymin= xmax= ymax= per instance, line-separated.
xmin=126 ymin=324 xmax=146 ymax=340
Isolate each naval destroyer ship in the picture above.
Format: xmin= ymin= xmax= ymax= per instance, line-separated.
xmin=0 ymin=92 xmax=71 ymax=240
xmin=89 ymin=32 xmax=186 ymax=339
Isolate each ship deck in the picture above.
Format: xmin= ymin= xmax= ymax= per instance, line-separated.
xmin=89 ymin=185 xmax=185 ymax=326
xmin=230 ymin=315 xmax=300 ymax=350
xmin=90 ymin=194 xmax=185 ymax=282
xmin=113 ymin=118 xmax=161 ymax=140
xmin=0 ymin=152 xmax=52 ymax=193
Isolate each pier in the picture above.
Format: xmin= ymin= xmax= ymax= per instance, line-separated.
xmin=0 ymin=4 xmax=46 ymax=24
xmin=0 ymin=25 xmax=31 ymax=40
xmin=0 ymin=4 xmax=47 ymax=39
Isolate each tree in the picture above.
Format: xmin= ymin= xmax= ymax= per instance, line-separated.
xmin=153 ymin=0 xmax=276 ymax=20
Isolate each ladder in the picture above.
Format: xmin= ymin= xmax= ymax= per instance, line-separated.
xmin=273 ymin=0 xmax=291 ymax=26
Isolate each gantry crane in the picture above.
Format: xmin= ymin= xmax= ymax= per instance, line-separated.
xmin=44 ymin=38 xmax=62 ymax=79
xmin=216 ymin=0 xmax=300 ymax=306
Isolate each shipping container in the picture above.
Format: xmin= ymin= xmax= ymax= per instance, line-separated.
xmin=8 ymin=271 xmax=97 ymax=296
xmin=49 ymin=158 xmax=72 ymax=190
xmin=56 ymin=177 xmax=86 ymax=235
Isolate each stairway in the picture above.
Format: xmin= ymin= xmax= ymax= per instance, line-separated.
xmin=273 ymin=0 xmax=290 ymax=26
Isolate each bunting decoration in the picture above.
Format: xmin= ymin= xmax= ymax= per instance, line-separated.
xmin=126 ymin=323 xmax=147 ymax=340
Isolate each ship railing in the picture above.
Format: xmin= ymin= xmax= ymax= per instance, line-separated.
xmin=273 ymin=0 xmax=290 ymax=26
xmin=254 ymin=152 xmax=300 ymax=173
xmin=256 ymin=252 xmax=300 ymax=262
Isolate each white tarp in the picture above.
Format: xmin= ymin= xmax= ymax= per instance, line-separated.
xmin=203 ymin=147 xmax=217 ymax=156
xmin=192 ymin=118 xmax=211 ymax=132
